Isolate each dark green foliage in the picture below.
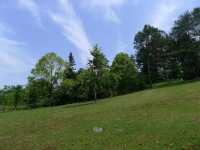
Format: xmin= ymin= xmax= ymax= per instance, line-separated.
xmin=164 ymin=38 xmax=183 ymax=80
xmin=0 ymin=85 xmax=25 ymax=111
xmin=101 ymin=70 xmax=119 ymax=97
xmin=28 ymin=52 xmax=65 ymax=106
xmin=76 ymin=69 xmax=94 ymax=101
xmin=111 ymin=53 xmax=137 ymax=94
xmin=134 ymin=25 xmax=169 ymax=85
xmin=88 ymin=45 xmax=109 ymax=101
xmin=26 ymin=78 xmax=50 ymax=107
xmin=171 ymin=8 xmax=200 ymax=80
xmin=13 ymin=85 xmax=23 ymax=110
xmin=53 ymin=79 xmax=77 ymax=105
xmin=64 ymin=52 xmax=76 ymax=79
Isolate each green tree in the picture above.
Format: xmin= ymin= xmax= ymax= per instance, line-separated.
xmin=25 ymin=80 xmax=37 ymax=108
xmin=0 ymin=88 xmax=6 ymax=111
xmin=29 ymin=52 xmax=64 ymax=106
xmin=164 ymin=38 xmax=183 ymax=80
xmin=26 ymin=78 xmax=50 ymax=107
xmin=111 ymin=53 xmax=137 ymax=94
xmin=76 ymin=69 xmax=93 ymax=101
xmin=88 ymin=45 xmax=109 ymax=102
xmin=0 ymin=86 xmax=24 ymax=111
xmin=54 ymin=52 xmax=77 ymax=105
xmin=54 ymin=79 xmax=77 ymax=105
xmin=0 ymin=89 xmax=3 ymax=106
xmin=64 ymin=52 xmax=76 ymax=79
xmin=171 ymin=8 xmax=200 ymax=80
xmin=101 ymin=70 xmax=119 ymax=97
xmin=13 ymin=85 xmax=23 ymax=110
xmin=134 ymin=25 xmax=169 ymax=86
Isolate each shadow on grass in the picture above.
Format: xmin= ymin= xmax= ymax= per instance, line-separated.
xmin=152 ymin=79 xmax=200 ymax=89
xmin=1 ymin=79 xmax=199 ymax=113
xmin=0 ymin=101 xmax=95 ymax=113
xmin=0 ymin=106 xmax=28 ymax=113
xmin=62 ymin=101 xmax=95 ymax=109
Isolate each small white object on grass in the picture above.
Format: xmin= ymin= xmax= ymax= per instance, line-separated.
xmin=93 ymin=127 xmax=103 ymax=133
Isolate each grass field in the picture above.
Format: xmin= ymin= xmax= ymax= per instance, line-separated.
xmin=0 ymin=81 xmax=200 ymax=150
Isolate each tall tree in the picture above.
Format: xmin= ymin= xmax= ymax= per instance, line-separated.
xmin=88 ymin=44 xmax=109 ymax=102
xmin=111 ymin=53 xmax=137 ymax=94
xmin=76 ymin=69 xmax=93 ymax=101
xmin=171 ymin=8 xmax=200 ymax=80
xmin=164 ymin=38 xmax=183 ymax=80
xmin=134 ymin=25 xmax=169 ymax=86
xmin=13 ymin=85 xmax=23 ymax=110
xmin=64 ymin=52 xmax=76 ymax=79
xmin=26 ymin=78 xmax=50 ymax=107
xmin=101 ymin=69 xmax=119 ymax=97
xmin=29 ymin=52 xmax=64 ymax=105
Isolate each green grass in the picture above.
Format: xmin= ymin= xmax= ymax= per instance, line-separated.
xmin=1 ymin=81 xmax=200 ymax=150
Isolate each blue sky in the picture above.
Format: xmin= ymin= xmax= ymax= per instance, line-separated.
xmin=0 ymin=0 xmax=199 ymax=87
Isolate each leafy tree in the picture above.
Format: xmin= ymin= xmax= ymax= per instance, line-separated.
xmin=171 ymin=8 xmax=200 ymax=80
xmin=164 ymin=38 xmax=183 ymax=80
xmin=0 ymin=89 xmax=5 ymax=104
xmin=111 ymin=53 xmax=137 ymax=94
xmin=26 ymin=78 xmax=50 ymax=107
xmin=30 ymin=52 xmax=64 ymax=104
xmin=64 ymin=52 xmax=76 ymax=79
xmin=101 ymin=70 xmax=119 ymax=97
xmin=0 ymin=86 xmax=24 ymax=111
xmin=134 ymin=25 xmax=169 ymax=86
xmin=0 ymin=88 xmax=6 ymax=111
xmin=13 ymin=85 xmax=23 ymax=110
xmin=54 ymin=79 xmax=77 ymax=105
xmin=76 ymin=69 xmax=93 ymax=101
xmin=88 ymin=45 xmax=109 ymax=102
xmin=130 ymin=54 xmax=136 ymax=65
xmin=53 ymin=52 xmax=77 ymax=105
xmin=25 ymin=85 xmax=37 ymax=108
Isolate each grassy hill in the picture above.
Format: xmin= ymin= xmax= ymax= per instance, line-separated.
xmin=0 ymin=81 xmax=200 ymax=150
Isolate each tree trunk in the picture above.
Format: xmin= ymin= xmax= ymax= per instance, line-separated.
xmin=147 ymin=57 xmax=153 ymax=88
xmin=110 ymin=89 xmax=113 ymax=97
xmin=94 ymin=85 xmax=97 ymax=103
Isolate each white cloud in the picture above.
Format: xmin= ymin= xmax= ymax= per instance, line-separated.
xmin=0 ymin=23 xmax=34 ymax=86
xmin=150 ymin=0 xmax=184 ymax=31
xmin=0 ymin=38 xmax=31 ymax=73
xmin=49 ymin=0 xmax=92 ymax=65
xmin=17 ymin=0 xmax=43 ymax=27
xmin=82 ymin=0 xmax=128 ymax=24
xmin=17 ymin=0 xmax=92 ymax=65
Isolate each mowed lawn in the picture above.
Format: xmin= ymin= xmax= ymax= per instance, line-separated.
xmin=0 ymin=81 xmax=200 ymax=150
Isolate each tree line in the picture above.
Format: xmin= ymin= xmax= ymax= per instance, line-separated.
xmin=0 ymin=7 xmax=200 ymax=111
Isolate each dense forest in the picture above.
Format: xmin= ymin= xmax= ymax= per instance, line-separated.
xmin=0 ymin=7 xmax=200 ymax=111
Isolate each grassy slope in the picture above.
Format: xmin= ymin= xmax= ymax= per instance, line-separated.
xmin=0 ymin=81 xmax=200 ymax=150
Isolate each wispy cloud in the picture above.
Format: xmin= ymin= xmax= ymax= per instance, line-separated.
xmin=150 ymin=0 xmax=184 ymax=31
xmin=0 ymin=23 xmax=34 ymax=86
xmin=0 ymin=38 xmax=31 ymax=74
xmin=82 ymin=0 xmax=128 ymax=24
xmin=17 ymin=0 xmax=43 ymax=27
xmin=17 ymin=0 xmax=92 ymax=65
xmin=49 ymin=0 xmax=92 ymax=65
